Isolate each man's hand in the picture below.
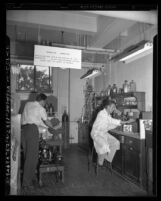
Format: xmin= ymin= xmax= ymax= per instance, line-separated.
xmin=121 ymin=119 xmax=135 ymax=124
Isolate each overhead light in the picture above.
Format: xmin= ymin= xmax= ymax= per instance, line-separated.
xmin=80 ymin=68 xmax=101 ymax=79
xmin=122 ymin=47 xmax=153 ymax=63
xmin=110 ymin=40 xmax=153 ymax=63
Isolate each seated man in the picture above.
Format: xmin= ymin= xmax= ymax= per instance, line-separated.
xmin=90 ymin=98 xmax=133 ymax=166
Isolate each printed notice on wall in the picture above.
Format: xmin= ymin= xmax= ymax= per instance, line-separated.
xmin=34 ymin=45 xmax=82 ymax=69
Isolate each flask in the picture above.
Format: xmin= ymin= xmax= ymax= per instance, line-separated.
xmin=62 ymin=110 xmax=69 ymax=122
xmin=123 ymin=80 xmax=129 ymax=93
xmin=45 ymin=103 xmax=49 ymax=116
xmin=49 ymin=103 xmax=54 ymax=116
xmin=100 ymin=90 xmax=104 ymax=97
xmin=112 ymin=84 xmax=117 ymax=94
xmin=62 ymin=110 xmax=69 ymax=149
xmin=130 ymin=80 xmax=136 ymax=92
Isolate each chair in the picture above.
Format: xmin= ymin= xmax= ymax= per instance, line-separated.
xmin=88 ymin=143 xmax=113 ymax=176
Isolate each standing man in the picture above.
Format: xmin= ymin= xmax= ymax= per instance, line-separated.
xmin=21 ymin=93 xmax=54 ymax=191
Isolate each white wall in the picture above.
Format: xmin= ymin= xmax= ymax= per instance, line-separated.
xmin=94 ymin=53 xmax=153 ymax=111
xmin=53 ymin=67 xmax=86 ymax=143
xmin=69 ymin=69 xmax=86 ymax=143
xmin=110 ymin=54 xmax=153 ymax=111
xmin=53 ymin=68 xmax=69 ymax=120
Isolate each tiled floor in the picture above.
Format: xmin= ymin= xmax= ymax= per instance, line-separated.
xmin=20 ymin=144 xmax=148 ymax=196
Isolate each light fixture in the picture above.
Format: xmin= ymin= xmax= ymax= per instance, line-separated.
xmin=122 ymin=47 xmax=153 ymax=63
xmin=110 ymin=40 xmax=153 ymax=63
xmin=80 ymin=68 xmax=101 ymax=79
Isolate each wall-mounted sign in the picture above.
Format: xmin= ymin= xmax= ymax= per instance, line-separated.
xmin=34 ymin=45 xmax=82 ymax=69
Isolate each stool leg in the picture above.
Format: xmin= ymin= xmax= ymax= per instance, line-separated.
xmin=88 ymin=148 xmax=91 ymax=172
xmin=62 ymin=170 xmax=64 ymax=183
xmin=39 ymin=172 xmax=42 ymax=186
xmin=95 ymin=157 xmax=98 ymax=176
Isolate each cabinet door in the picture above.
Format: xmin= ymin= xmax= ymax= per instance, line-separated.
xmin=111 ymin=134 xmax=124 ymax=174
xmin=78 ymin=122 xmax=89 ymax=144
xmin=112 ymin=145 xmax=123 ymax=174
xmin=123 ymin=144 xmax=140 ymax=183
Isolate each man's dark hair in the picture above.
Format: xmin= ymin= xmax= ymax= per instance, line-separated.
xmin=36 ymin=93 xmax=47 ymax=101
xmin=101 ymin=98 xmax=116 ymax=108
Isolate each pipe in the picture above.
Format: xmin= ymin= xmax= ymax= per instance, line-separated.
xmin=83 ymin=11 xmax=157 ymax=25
xmin=50 ymin=42 xmax=117 ymax=53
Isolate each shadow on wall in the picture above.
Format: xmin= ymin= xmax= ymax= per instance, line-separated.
xmin=18 ymin=93 xmax=58 ymax=114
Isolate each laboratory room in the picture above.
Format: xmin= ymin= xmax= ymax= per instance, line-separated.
xmin=6 ymin=5 xmax=157 ymax=197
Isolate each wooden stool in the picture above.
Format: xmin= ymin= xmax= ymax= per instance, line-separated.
xmin=88 ymin=145 xmax=112 ymax=176
xmin=38 ymin=163 xmax=64 ymax=186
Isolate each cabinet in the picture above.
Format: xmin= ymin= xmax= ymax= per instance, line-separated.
xmin=111 ymin=133 xmax=124 ymax=174
xmin=123 ymin=140 xmax=140 ymax=182
xmin=112 ymin=92 xmax=145 ymax=112
xmin=110 ymin=131 xmax=146 ymax=190
xmin=145 ymin=130 xmax=153 ymax=195
xmin=78 ymin=121 xmax=89 ymax=144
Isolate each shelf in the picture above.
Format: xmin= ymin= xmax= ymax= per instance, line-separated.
xmin=117 ymin=105 xmax=137 ymax=109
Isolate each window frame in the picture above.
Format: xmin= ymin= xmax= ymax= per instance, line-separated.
xmin=16 ymin=64 xmax=53 ymax=93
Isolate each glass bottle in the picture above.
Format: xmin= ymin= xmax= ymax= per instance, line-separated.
xmin=112 ymin=84 xmax=117 ymax=94
xmin=106 ymin=85 xmax=112 ymax=96
xmin=100 ymin=90 xmax=104 ymax=97
xmin=49 ymin=103 xmax=54 ymax=116
xmin=123 ymin=80 xmax=129 ymax=93
xmin=130 ymin=80 xmax=136 ymax=92
xmin=62 ymin=110 xmax=69 ymax=122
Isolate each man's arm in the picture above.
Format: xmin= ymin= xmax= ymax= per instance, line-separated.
xmin=44 ymin=119 xmax=54 ymax=129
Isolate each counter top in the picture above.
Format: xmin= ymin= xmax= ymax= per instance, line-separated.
xmin=109 ymin=129 xmax=140 ymax=139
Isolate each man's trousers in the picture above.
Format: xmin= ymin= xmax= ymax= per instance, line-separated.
xmin=21 ymin=124 xmax=39 ymax=187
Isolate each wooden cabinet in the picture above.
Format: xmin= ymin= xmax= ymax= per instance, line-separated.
xmin=78 ymin=121 xmax=89 ymax=144
xmin=145 ymin=130 xmax=153 ymax=195
xmin=111 ymin=133 xmax=124 ymax=174
xmin=123 ymin=142 xmax=140 ymax=183
xmin=110 ymin=131 xmax=146 ymax=190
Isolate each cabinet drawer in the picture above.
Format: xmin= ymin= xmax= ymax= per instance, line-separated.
xmin=124 ymin=137 xmax=140 ymax=151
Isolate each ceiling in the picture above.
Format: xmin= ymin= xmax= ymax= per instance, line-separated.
xmin=6 ymin=10 xmax=157 ymax=58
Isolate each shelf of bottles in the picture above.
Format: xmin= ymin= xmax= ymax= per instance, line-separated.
xmin=93 ymin=80 xmax=138 ymax=110
xmin=44 ymin=102 xmax=55 ymax=117
xmin=82 ymin=80 xmax=139 ymax=125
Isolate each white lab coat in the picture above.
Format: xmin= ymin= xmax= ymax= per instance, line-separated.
xmin=91 ymin=108 xmax=121 ymax=155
